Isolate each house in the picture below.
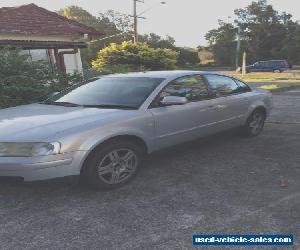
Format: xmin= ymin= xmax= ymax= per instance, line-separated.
xmin=0 ymin=3 xmax=103 ymax=74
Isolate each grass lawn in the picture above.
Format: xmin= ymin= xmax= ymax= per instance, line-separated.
xmin=256 ymin=83 xmax=300 ymax=91
xmin=179 ymin=65 xmax=300 ymax=83
xmin=178 ymin=66 xmax=300 ymax=90
xmin=224 ymin=70 xmax=300 ymax=91
xmin=227 ymin=70 xmax=300 ymax=83
xmin=225 ymin=70 xmax=300 ymax=91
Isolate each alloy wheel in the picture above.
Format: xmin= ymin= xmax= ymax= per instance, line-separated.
xmin=97 ymin=148 xmax=138 ymax=184
xmin=249 ymin=112 xmax=265 ymax=135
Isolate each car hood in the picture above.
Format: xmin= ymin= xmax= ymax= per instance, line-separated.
xmin=0 ymin=103 xmax=131 ymax=141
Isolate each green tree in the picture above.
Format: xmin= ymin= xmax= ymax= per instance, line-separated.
xmin=58 ymin=6 xmax=126 ymax=36
xmin=60 ymin=6 xmax=198 ymax=68
xmin=234 ymin=0 xmax=288 ymax=62
xmin=99 ymin=10 xmax=132 ymax=34
xmin=176 ymin=47 xmax=199 ymax=66
xmin=139 ymin=33 xmax=176 ymax=49
xmin=280 ymin=25 xmax=300 ymax=64
xmin=205 ymin=0 xmax=300 ymax=66
xmin=139 ymin=33 xmax=199 ymax=66
xmin=59 ymin=6 xmax=133 ymax=67
xmin=58 ymin=6 xmax=101 ymax=30
xmin=205 ymin=21 xmax=236 ymax=66
xmin=197 ymin=46 xmax=214 ymax=65
xmin=92 ymin=41 xmax=178 ymax=73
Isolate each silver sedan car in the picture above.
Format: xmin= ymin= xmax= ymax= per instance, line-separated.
xmin=0 ymin=71 xmax=272 ymax=189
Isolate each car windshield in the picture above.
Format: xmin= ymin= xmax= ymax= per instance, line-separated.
xmin=44 ymin=77 xmax=165 ymax=109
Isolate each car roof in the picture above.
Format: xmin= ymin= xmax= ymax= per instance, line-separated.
xmin=102 ymin=70 xmax=225 ymax=79
xmin=258 ymin=60 xmax=286 ymax=62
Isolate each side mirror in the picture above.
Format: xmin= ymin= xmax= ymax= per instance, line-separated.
xmin=160 ymin=96 xmax=188 ymax=106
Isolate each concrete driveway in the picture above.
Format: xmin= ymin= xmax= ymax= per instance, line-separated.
xmin=0 ymin=88 xmax=299 ymax=250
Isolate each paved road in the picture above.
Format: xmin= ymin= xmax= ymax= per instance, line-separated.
xmin=0 ymin=89 xmax=299 ymax=250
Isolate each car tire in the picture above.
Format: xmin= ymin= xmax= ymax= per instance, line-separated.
xmin=242 ymin=109 xmax=266 ymax=137
xmin=273 ymin=69 xmax=281 ymax=73
xmin=81 ymin=140 xmax=144 ymax=190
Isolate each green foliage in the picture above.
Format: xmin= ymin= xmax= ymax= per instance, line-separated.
xmin=139 ymin=33 xmax=176 ymax=49
xmin=205 ymin=0 xmax=300 ymax=66
xmin=58 ymin=6 xmax=102 ymax=31
xmin=280 ymin=26 xmax=300 ymax=64
xmin=139 ymin=34 xmax=199 ymax=66
xmin=234 ymin=0 xmax=289 ymax=63
xmin=92 ymin=41 xmax=178 ymax=73
xmin=59 ymin=6 xmax=201 ymax=68
xmin=59 ymin=6 xmax=200 ymax=68
xmin=205 ymin=22 xmax=237 ymax=66
xmin=0 ymin=47 xmax=83 ymax=108
xmin=59 ymin=6 xmax=133 ymax=68
xmin=176 ymin=47 xmax=199 ymax=66
xmin=197 ymin=46 xmax=214 ymax=65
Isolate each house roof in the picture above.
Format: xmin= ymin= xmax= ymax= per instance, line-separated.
xmin=0 ymin=3 xmax=103 ymax=37
xmin=0 ymin=40 xmax=87 ymax=49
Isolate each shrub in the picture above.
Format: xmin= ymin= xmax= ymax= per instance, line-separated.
xmin=92 ymin=41 xmax=178 ymax=73
xmin=176 ymin=47 xmax=199 ymax=66
xmin=0 ymin=47 xmax=84 ymax=108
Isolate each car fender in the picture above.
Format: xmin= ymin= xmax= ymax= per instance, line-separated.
xmin=245 ymin=99 xmax=268 ymax=122
xmin=80 ymin=128 xmax=151 ymax=151
xmin=76 ymin=127 xmax=153 ymax=169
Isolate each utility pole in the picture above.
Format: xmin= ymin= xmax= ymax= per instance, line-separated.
xmin=242 ymin=51 xmax=247 ymax=74
xmin=132 ymin=0 xmax=165 ymax=43
xmin=133 ymin=0 xmax=138 ymax=43
xmin=235 ymin=26 xmax=241 ymax=69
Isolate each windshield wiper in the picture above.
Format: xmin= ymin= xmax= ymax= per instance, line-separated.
xmin=40 ymin=101 xmax=82 ymax=107
xmin=82 ymin=104 xmax=137 ymax=110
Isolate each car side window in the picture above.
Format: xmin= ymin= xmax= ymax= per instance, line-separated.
xmin=261 ymin=61 xmax=268 ymax=67
xmin=159 ymin=75 xmax=210 ymax=102
xmin=279 ymin=61 xmax=287 ymax=67
xmin=234 ymin=79 xmax=252 ymax=93
xmin=204 ymin=75 xmax=239 ymax=97
xmin=265 ymin=61 xmax=272 ymax=67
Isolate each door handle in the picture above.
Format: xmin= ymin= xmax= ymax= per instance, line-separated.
xmin=206 ymin=104 xmax=226 ymax=111
xmin=207 ymin=105 xmax=218 ymax=110
xmin=216 ymin=104 xmax=226 ymax=109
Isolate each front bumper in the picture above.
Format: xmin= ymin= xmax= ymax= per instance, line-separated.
xmin=0 ymin=151 xmax=87 ymax=181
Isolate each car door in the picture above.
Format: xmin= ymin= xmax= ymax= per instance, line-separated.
xmin=204 ymin=74 xmax=251 ymax=130
xmin=262 ymin=61 xmax=271 ymax=72
xmin=266 ymin=61 xmax=274 ymax=72
xmin=149 ymin=75 xmax=221 ymax=149
xmin=253 ymin=61 xmax=267 ymax=72
xmin=251 ymin=62 xmax=260 ymax=72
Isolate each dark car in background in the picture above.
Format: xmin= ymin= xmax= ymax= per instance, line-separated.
xmin=245 ymin=60 xmax=291 ymax=73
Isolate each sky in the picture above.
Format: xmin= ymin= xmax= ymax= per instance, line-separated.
xmin=1 ymin=0 xmax=299 ymax=47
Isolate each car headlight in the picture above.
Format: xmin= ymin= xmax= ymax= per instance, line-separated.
xmin=0 ymin=142 xmax=61 ymax=157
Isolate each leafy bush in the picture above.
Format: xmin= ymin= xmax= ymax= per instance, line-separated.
xmin=0 ymin=47 xmax=84 ymax=108
xmin=198 ymin=47 xmax=214 ymax=65
xmin=92 ymin=41 xmax=178 ymax=73
xmin=176 ymin=47 xmax=199 ymax=66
